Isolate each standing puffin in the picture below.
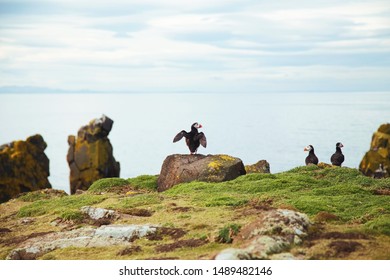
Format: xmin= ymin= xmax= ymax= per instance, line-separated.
xmin=173 ymin=122 xmax=207 ymax=154
xmin=304 ymin=145 xmax=319 ymax=165
xmin=331 ymin=142 xmax=344 ymax=166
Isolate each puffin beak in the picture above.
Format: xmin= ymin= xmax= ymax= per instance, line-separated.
xmin=304 ymin=147 xmax=308 ymax=151
xmin=198 ymin=124 xmax=202 ymax=128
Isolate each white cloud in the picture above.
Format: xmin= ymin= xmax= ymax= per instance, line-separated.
xmin=0 ymin=0 xmax=389 ymax=92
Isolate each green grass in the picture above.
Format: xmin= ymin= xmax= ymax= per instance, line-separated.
xmin=18 ymin=194 xmax=106 ymax=218
xmin=127 ymin=175 xmax=158 ymax=191
xmin=163 ymin=165 xmax=390 ymax=234
xmin=17 ymin=189 xmax=67 ymax=202
xmin=107 ymin=193 xmax=162 ymax=210
xmin=88 ymin=178 xmax=129 ymax=193
xmin=3 ymin=165 xmax=390 ymax=260
xmin=16 ymin=166 xmax=390 ymax=237
xmin=88 ymin=175 xmax=158 ymax=193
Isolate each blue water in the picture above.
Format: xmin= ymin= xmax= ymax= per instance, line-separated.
xmin=1 ymin=92 xmax=389 ymax=193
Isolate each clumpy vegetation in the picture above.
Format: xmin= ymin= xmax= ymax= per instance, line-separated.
xmin=89 ymin=175 xmax=157 ymax=193
xmin=1 ymin=165 xmax=389 ymax=260
xmin=216 ymin=224 xmax=241 ymax=243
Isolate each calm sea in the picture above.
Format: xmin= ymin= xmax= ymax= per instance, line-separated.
xmin=1 ymin=92 xmax=389 ymax=193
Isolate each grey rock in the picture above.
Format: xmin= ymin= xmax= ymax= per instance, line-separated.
xmin=214 ymin=248 xmax=251 ymax=260
xmin=216 ymin=209 xmax=310 ymax=260
xmin=7 ymin=224 xmax=158 ymax=260
xmin=80 ymin=206 xmax=116 ymax=220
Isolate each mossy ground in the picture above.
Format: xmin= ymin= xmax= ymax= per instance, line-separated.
xmin=0 ymin=166 xmax=389 ymax=260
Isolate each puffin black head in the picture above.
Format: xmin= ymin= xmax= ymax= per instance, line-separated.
xmin=336 ymin=142 xmax=344 ymax=148
xmin=304 ymin=145 xmax=314 ymax=152
xmin=192 ymin=122 xmax=202 ymax=129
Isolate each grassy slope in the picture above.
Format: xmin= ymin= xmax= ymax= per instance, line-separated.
xmin=0 ymin=165 xmax=389 ymax=260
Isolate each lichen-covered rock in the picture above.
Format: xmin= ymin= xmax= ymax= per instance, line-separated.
xmin=80 ymin=206 xmax=117 ymax=220
xmin=245 ymin=160 xmax=270 ymax=174
xmin=359 ymin=123 xmax=390 ymax=178
xmin=7 ymin=224 xmax=158 ymax=260
xmin=214 ymin=209 xmax=310 ymax=260
xmin=235 ymin=209 xmax=310 ymax=242
xmin=157 ymin=154 xmax=246 ymax=192
xmin=0 ymin=134 xmax=51 ymax=203
xmin=214 ymin=248 xmax=251 ymax=260
xmin=67 ymin=115 xmax=120 ymax=194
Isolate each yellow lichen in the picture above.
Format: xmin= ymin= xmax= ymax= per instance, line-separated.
xmin=218 ymin=155 xmax=235 ymax=161
xmin=208 ymin=161 xmax=222 ymax=170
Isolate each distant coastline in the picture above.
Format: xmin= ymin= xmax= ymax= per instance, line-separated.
xmin=1 ymin=86 xmax=389 ymax=95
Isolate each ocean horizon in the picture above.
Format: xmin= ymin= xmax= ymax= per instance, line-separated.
xmin=1 ymin=91 xmax=389 ymax=193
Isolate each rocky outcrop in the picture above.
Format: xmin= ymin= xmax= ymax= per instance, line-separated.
xmin=67 ymin=115 xmax=120 ymax=194
xmin=0 ymin=135 xmax=51 ymax=203
xmin=214 ymin=209 xmax=310 ymax=260
xmin=359 ymin=123 xmax=390 ymax=178
xmin=7 ymin=224 xmax=158 ymax=260
xmin=157 ymin=154 xmax=246 ymax=192
xmin=245 ymin=160 xmax=270 ymax=174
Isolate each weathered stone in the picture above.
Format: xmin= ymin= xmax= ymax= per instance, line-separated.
xmin=360 ymin=123 xmax=390 ymax=178
xmin=157 ymin=154 xmax=246 ymax=192
xmin=0 ymin=134 xmax=51 ymax=203
xmin=214 ymin=248 xmax=251 ymax=260
xmin=270 ymin=252 xmax=298 ymax=260
xmin=7 ymin=224 xmax=159 ymax=260
xmin=244 ymin=236 xmax=290 ymax=259
xmin=94 ymin=224 xmax=157 ymax=241
xmin=245 ymin=160 xmax=270 ymax=174
xmin=215 ymin=209 xmax=310 ymax=260
xmin=67 ymin=115 xmax=120 ymax=194
xmin=235 ymin=209 xmax=310 ymax=243
xmin=80 ymin=206 xmax=116 ymax=220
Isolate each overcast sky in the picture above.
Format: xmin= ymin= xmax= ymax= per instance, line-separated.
xmin=1 ymin=0 xmax=390 ymax=93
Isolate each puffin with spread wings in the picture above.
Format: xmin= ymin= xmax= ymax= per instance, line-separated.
xmin=173 ymin=122 xmax=207 ymax=154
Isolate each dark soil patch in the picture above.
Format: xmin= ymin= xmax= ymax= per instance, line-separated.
xmin=328 ymin=241 xmax=363 ymax=256
xmin=309 ymin=231 xmax=369 ymax=241
xmin=249 ymin=198 xmax=274 ymax=211
xmin=0 ymin=228 xmax=11 ymax=233
xmin=155 ymin=238 xmax=208 ymax=253
xmin=1 ymin=231 xmax=54 ymax=246
xmin=171 ymin=206 xmax=192 ymax=212
xmin=117 ymin=246 xmax=142 ymax=256
xmin=147 ymin=227 xmax=187 ymax=241
xmin=235 ymin=198 xmax=275 ymax=218
xmin=314 ymin=212 xmax=340 ymax=222
xmin=373 ymin=189 xmax=390 ymax=196
xmin=87 ymin=217 xmax=112 ymax=227
xmin=120 ymin=208 xmax=153 ymax=217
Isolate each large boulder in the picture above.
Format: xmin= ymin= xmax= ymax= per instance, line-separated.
xmin=67 ymin=115 xmax=120 ymax=194
xmin=0 ymin=134 xmax=51 ymax=203
xmin=359 ymin=123 xmax=390 ymax=178
xmin=157 ymin=154 xmax=246 ymax=192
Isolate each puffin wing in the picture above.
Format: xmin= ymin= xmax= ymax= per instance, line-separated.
xmin=173 ymin=131 xmax=186 ymax=142
xmin=196 ymin=132 xmax=207 ymax=148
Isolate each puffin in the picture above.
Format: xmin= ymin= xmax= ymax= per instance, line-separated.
xmin=330 ymin=142 xmax=344 ymax=166
xmin=173 ymin=122 xmax=207 ymax=154
xmin=304 ymin=145 xmax=319 ymax=165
